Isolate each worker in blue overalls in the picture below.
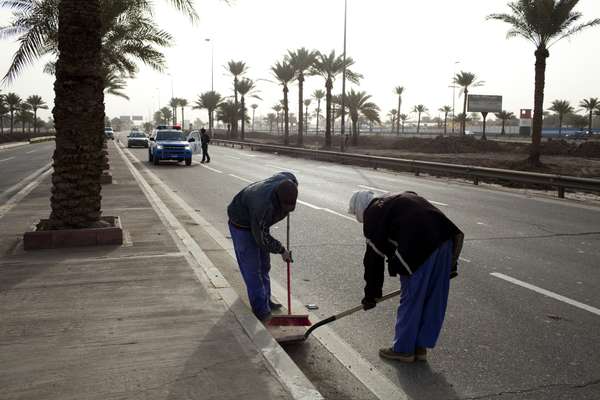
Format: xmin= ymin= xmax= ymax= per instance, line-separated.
xmin=349 ymin=190 xmax=464 ymax=363
xmin=227 ymin=172 xmax=297 ymax=321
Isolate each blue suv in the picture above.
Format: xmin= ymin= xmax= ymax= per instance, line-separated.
xmin=148 ymin=127 xmax=194 ymax=166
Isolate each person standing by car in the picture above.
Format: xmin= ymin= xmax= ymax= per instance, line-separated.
xmin=200 ymin=128 xmax=211 ymax=163
xmin=348 ymin=190 xmax=464 ymax=363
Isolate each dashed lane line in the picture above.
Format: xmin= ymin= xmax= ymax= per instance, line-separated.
xmin=491 ymin=272 xmax=600 ymax=317
xmin=228 ymin=173 xmax=253 ymax=183
xmin=192 ymin=161 xmax=223 ymax=173
xmin=0 ymin=157 xmax=15 ymax=163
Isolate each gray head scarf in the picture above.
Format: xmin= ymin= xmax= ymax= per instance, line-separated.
xmin=348 ymin=190 xmax=375 ymax=223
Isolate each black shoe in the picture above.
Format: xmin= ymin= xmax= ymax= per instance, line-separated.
xmin=269 ymin=300 xmax=283 ymax=311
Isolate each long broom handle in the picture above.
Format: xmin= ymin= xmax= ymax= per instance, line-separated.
xmin=286 ymin=215 xmax=291 ymax=315
xmin=304 ymin=288 xmax=402 ymax=339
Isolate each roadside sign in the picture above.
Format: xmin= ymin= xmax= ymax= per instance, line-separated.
xmin=468 ymin=95 xmax=502 ymax=113
xmin=132 ymin=115 xmax=144 ymax=121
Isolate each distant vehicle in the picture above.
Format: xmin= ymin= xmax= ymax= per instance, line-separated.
xmin=565 ymin=130 xmax=594 ymax=140
xmin=127 ymin=131 xmax=149 ymax=148
xmin=464 ymin=130 xmax=474 ymax=136
xmin=104 ymin=127 xmax=114 ymax=140
xmin=148 ymin=128 xmax=194 ymax=166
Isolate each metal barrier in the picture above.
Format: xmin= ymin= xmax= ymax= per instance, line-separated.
xmin=212 ymin=139 xmax=600 ymax=198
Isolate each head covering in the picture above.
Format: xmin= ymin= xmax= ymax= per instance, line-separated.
xmin=348 ymin=190 xmax=375 ymax=223
xmin=276 ymin=179 xmax=298 ymax=212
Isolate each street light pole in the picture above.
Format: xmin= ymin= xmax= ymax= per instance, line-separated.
xmin=340 ymin=0 xmax=348 ymax=152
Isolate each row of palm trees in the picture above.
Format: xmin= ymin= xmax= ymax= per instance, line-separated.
xmin=549 ymin=98 xmax=600 ymax=136
xmin=0 ymin=92 xmax=48 ymax=136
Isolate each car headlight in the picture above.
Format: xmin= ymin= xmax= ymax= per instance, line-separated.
xmin=156 ymin=145 xmax=163 ymax=150
xmin=185 ymin=145 xmax=191 ymax=150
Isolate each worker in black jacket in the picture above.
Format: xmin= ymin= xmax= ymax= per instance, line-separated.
xmin=348 ymin=190 xmax=464 ymax=363
xmin=200 ymin=128 xmax=211 ymax=163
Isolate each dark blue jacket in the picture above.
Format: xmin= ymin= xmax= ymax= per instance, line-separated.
xmin=227 ymin=172 xmax=298 ymax=254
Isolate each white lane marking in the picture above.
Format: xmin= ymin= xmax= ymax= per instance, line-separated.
xmin=224 ymin=155 xmax=241 ymax=160
xmin=0 ymin=157 xmax=15 ymax=162
xmin=124 ymin=149 xmax=403 ymax=400
xmin=0 ymin=168 xmax=53 ymax=220
xmin=118 ymin=145 xmax=323 ymax=400
xmin=26 ymin=150 xmax=36 ymax=154
xmin=266 ymin=163 xmax=298 ymax=173
xmin=460 ymin=257 xmax=472 ymax=263
xmin=491 ymin=272 xmax=600 ymax=317
xmin=192 ymin=161 xmax=223 ymax=173
xmin=1 ymin=162 xmax=52 ymax=200
xmin=357 ymin=185 xmax=448 ymax=207
xmin=297 ymin=199 xmax=357 ymax=223
xmin=229 ymin=174 xmax=253 ymax=183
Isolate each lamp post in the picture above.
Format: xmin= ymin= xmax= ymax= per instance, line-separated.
xmin=204 ymin=38 xmax=214 ymax=92
xmin=340 ymin=0 xmax=348 ymax=152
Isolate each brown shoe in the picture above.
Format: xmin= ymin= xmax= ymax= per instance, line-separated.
xmin=379 ymin=348 xmax=415 ymax=363
xmin=415 ymin=347 xmax=427 ymax=361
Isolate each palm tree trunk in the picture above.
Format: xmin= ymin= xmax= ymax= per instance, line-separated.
xmin=297 ymin=74 xmax=304 ymax=146
xmin=558 ymin=115 xmax=563 ymax=137
xmin=325 ymin=79 xmax=332 ymax=148
xmin=48 ymin=0 xmax=104 ymax=229
xmin=501 ymin=119 xmax=506 ymax=135
xmin=588 ymin=110 xmax=593 ymax=134
xmin=352 ymin=117 xmax=359 ymax=146
xmin=209 ymin=111 xmax=213 ymax=135
xmin=252 ymin=109 xmax=255 ymax=132
xmin=181 ymin=107 xmax=185 ymax=130
xmin=34 ymin=109 xmax=38 ymax=136
xmin=316 ymin=100 xmax=321 ymax=136
xmin=397 ymin=96 xmax=401 ymax=134
xmin=462 ymin=88 xmax=468 ymax=135
xmin=10 ymin=111 xmax=14 ymax=136
xmin=444 ymin=113 xmax=448 ymax=136
xmin=530 ymin=47 xmax=549 ymax=166
xmin=417 ymin=113 xmax=421 ymax=134
xmin=241 ymin=97 xmax=246 ymax=141
xmin=401 ymin=121 xmax=405 ymax=134
xmin=233 ymin=79 xmax=239 ymax=138
xmin=283 ymin=87 xmax=289 ymax=146
xmin=22 ymin=117 xmax=27 ymax=140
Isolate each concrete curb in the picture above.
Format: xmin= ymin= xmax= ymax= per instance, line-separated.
xmin=0 ymin=141 xmax=29 ymax=151
xmin=29 ymin=136 xmax=55 ymax=144
xmin=114 ymin=142 xmax=324 ymax=400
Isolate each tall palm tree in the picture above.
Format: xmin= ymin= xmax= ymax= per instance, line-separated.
xmin=399 ymin=113 xmax=408 ymax=134
xmin=169 ymin=98 xmax=179 ymax=125
xmin=235 ymin=78 xmax=260 ymax=141
xmin=453 ymin=71 xmax=484 ymax=136
xmin=548 ymin=100 xmax=574 ymax=136
xmin=159 ymin=107 xmax=173 ymax=125
xmin=488 ymin=1 xmax=599 ymax=166
xmin=413 ymin=105 xmax=428 ymax=134
xmin=579 ymin=98 xmax=599 ymax=134
xmin=343 ymin=89 xmax=380 ymax=145
xmin=311 ymin=50 xmax=362 ymax=148
xmin=226 ymin=60 xmax=248 ymax=138
xmin=312 ymin=89 xmax=325 ymax=135
xmin=388 ymin=109 xmax=398 ymax=133
xmin=0 ymin=96 xmax=8 ymax=135
xmin=178 ymin=98 xmax=188 ymax=130
xmin=251 ymin=104 xmax=258 ymax=132
xmin=193 ymin=91 xmax=222 ymax=135
xmin=26 ymin=95 xmax=48 ymax=136
xmin=439 ymin=105 xmax=452 ymax=135
xmin=287 ymin=47 xmax=318 ymax=145
xmin=394 ymin=86 xmax=404 ymax=134
xmin=303 ymin=99 xmax=311 ymax=134
xmin=272 ymin=104 xmax=282 ymax=135
xmin=18 ymin=103 xmax=32 ymax=138
xmin=271 ymin=61 xmax=296 ymax=145
xmin=5 ymin=93 xmax=22 ymax=136
xmin=495 ymin=110 xmax=516 ymax=135
xmin=217 ymin=101 xmax=241 ymax=135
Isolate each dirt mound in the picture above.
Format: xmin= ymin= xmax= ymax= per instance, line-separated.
xmin=574 ymin=141 xmax=600 ymax=158
xmin=358 ymin=135 xmax=513 ymax=154
xmin=536 ymin=139 xmax=576 ymax=156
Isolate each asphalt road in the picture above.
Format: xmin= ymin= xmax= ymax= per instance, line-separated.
xmin=3 ymin=135 xmax=598 ymax=399
xmin=123 ymin=136 xmax=600 ymax=400
xmin=0 ymin=142 xmax=54 ymax=200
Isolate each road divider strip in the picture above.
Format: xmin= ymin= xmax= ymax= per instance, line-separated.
xmin=491 ymin=272 xmax=600 ymax=317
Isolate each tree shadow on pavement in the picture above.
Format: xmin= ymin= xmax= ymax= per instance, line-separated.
xmin=390 ymin=360 xmax=460 ymax=400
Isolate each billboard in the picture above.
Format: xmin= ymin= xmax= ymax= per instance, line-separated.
xmin=132 ymin=115 xmax=144 ymax=121
xmin=467 ymin=95 xmax=502 ymax=113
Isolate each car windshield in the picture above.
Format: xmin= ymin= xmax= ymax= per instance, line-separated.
xmin=156 ymin=131 xmax=187 ymax=141
xmin=129 ymin=132 xmax=145 ymax=138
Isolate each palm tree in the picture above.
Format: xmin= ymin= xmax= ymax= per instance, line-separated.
xmin=312 ymin=89 xmax=325 ymax=135
xmin=193 ymin=91 xmax=222 ymax=135
xmin=251 ymin=104 xmax=258 ymax=132
xmin=217 ymin=101 xmax=241 ymax=135
xmin=272 ymin=104 xmax=282 ymax=135
xmin=26 ymin=95 xmax=48 ymax=136
xmin=235 ymin=78 xmax=260 ymax=141
xmin=439 ymin=105 xmax=452 ymax=135
xmin=311 ymin=50 xmax=362 ymax=148
xmin=159 ymin=107 xmax=173 ymax=124
xmin=548 ymin=100 xmax=574 ymax=136
xmin=178 ymin=98 xmax=188 ymax=130
xmin=453 ymin=71 xmax=484 ymax=136
xmin=265 ymin=113 xmax=277 ymax=133
xmin=343 ymin=89 xmax=380 ymax=145
xmin=169 ymin=98 xmax=179 ymax=125
xmin=0 ymin=96 xmax=8 ymax=135
xmin=104 ymin=69 xmax=130 ymax=100
xmin=579 ymin=98 xmax=599 ymax=134
xmin=399 ymin=114 xmax=408 ymax=134
xmin=394 ymin=86 xmax=404 ymax=134
xmin=287 ymin=48 xmax=318 ymax=146
xmin=17 ymin=103 xmax=33 ymax=138
xmin=388 ymin=109 xmax=398 ymax=133
xmin=495 ymin=110 xmax=516 ymax=135
xmin=303 ymin=99 xmax=311 ymax=134
xmin=413 ymin=105 xmax=428 ymax=134
xmin=226 ymin=60 xmax=248 ymax=138
xmin=5 ymin=93 xmax=22 ymax=136
xmin=488 ymin=1 xmax=599 ymax=166
xmin=271 ymin=61 xmax=296 ymax=145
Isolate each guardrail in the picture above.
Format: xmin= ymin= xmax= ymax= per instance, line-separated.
xmin=212 ymin=139 xmax=600 ymax=198
xmin=29 ymin=136 xmax=56 ymax=144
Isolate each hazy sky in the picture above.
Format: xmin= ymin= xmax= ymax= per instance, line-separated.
xmin=1 ymin=0 xmax=600 ymax=124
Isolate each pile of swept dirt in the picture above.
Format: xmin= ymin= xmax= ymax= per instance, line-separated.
xmin=574 ymin=141 xmax=600 ymax=158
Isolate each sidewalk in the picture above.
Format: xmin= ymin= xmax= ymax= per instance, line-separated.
xmin=0 ymin=143 xmax=317 ymax=399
